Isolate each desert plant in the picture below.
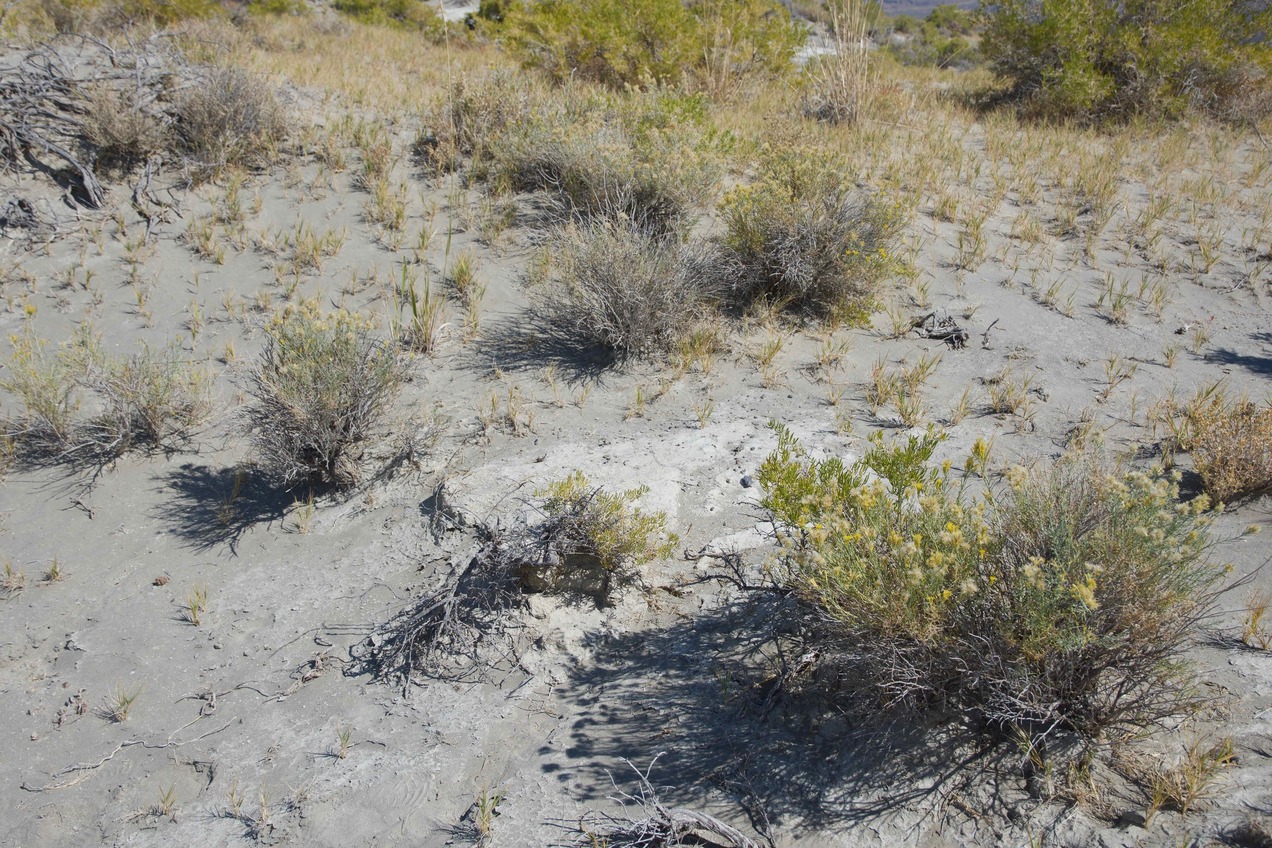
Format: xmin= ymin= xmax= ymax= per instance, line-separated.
xmin=332 ymin=0 xmax=444 ymax=34
xmin=82 ymin=342 xmax=211 ymax=456
xmin=244 ymin=300 xmax=405 ymax=488
xmin=529 ymin=217 xmax=715 ymax=359
xmin=504 ymin=0 xmax=800 ymax=90
xmin=1 ymin=329 xmax=83 ymax=454
xmin=981 ymin=0 xmax=1272 ymax=122
xmin=104 ymin=682 xmax=141 ymax=722
xmin=81 ymin=84 xmax=167 ymax=169
xmin=803 ymin=0 xmax=876 ymax=124
xmin=535 ymin=470 xmax=678 ymax=574
xmin=487 ymin=88 xmax=725 ymax=234
xmin=1190 ymin=396 xmax=1272 ymax=504
xmin=761 ymin=426 xmax=1224 ymax=744
xmin=718 ymin=146 xmax=906 ymax=318
xmin=173 ymin=67 xmax=287 ymax=175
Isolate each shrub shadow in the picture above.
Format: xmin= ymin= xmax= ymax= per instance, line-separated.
xmin=548 ymin=591 xmax=1017 ymax=840
xmin=156 ymin=463 xmax=291 ymax=554
xmin=469 ymin=313 xmax=620 ymax=382
xmin=1209 ymin=333 xmax=1272 ymax=377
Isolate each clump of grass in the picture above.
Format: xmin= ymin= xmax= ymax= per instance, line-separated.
xmin=2 ymin=561 xmax=26 ymax=598
xmin=803 ymin=0 xmax=876 ymax=125
xmin=1242 ymin=590 xmax=1272 ymax=651
xmin=717 ymin=146 xmax=906 ymax=319
xmin=761 ymin=426 xmax=1224 ymax=745
xmin=2 ymin=329 xmax=209 ymax=461
xmin=1143 ymin=737 xmax=1235 ymax=822
xmin=530 ymin=217 xmax=714 ymax=360
xmin=244 ymin=300 xmax=405 ymax=489
xmin=104 ymin=683 xmax=141 ymax=723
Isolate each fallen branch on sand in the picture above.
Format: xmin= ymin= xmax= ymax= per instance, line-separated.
xmin=577 ymin=754 xmax=760 ymax=848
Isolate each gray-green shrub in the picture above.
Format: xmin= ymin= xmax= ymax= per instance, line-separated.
xmin=529 ymin=216 xmax=715 ymax=360
xmin=245 ymin=300 xmax=404 ymax=488
xmin=718 ymin=146 xmax=906 ymax=318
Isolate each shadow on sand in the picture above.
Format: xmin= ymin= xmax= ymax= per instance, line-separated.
xmin=156 ymin=462 xmax=291 ymax=554
xmin=546 ymin=592 xmax=1020 ymax=842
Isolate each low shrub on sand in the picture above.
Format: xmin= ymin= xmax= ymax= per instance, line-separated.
xmin=173 ymin=66 xmax=287 ymax=175
xmin=424 ymin=77 xmax=726 ymax=234
xmin=718 ymin=146 xmax=906 ymax=318
xmin=245 ymin=300 xmax=404 ymax=489
xmin=761 ymin=425 xmax=1224 ymax=745
xmin=529 ymin=216 xmax=714 ymax=360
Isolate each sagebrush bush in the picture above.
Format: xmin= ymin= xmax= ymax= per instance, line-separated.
xmin=982 ymin=0 xmax=1272 ymax=122
xmin=173 ymin=67 xmax=287 ymax=174
xmin=504 ymin=0 xmax=801 ymax=91
xmin=487 ymin=87 xmax=726 ymax=233
xmin=761 ymin=426 xmax=1224 ymax=742
xmin=535 ymin=470 xmax=677 ymax=573
xmin=424 ymin=78 xmax=726 ymax=231
xmin=718 ymin=146 xmax=906 ymax=317
xmin=529 ymin=217 xmax=715 ymax=359
xmin=82 ymin=84 xmax=168 ymax=170
xmin=245 ymin=300 xmax=404 ymax=489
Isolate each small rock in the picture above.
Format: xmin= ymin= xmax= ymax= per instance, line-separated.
xmin=740 ymin=475 xmax=754 ymax=489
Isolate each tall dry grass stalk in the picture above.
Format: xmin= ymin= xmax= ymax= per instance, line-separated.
xmin=805 ymin=0 xmax=872 ymax=125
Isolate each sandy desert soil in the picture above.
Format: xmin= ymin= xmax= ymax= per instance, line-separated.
xmin=1 ymin=12 xmax=1271 ymax=848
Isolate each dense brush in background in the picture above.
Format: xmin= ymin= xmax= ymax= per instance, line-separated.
xmin=981 ymin=0 xmax=1272 ymax=122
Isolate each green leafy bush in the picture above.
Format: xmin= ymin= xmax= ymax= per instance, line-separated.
xmin=332 ymin=0 xmax=444 ymax=34
xmin=981 ymin=0 xmax=1272 ymax=122
xmin=888 ymin=5 xmax=982 ymax=69
xmin=761 ymin=425 xmax=1224 ymax=742
xmin=504 ymin=0 xmax=802 ymax=90
xmin=717 ymin=146 xmax=906 ymax=318
xmin=245 ymin=300 xmax=404 ymax=488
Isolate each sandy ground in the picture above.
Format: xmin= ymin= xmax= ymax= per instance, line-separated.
xmin=1 ymin=28 xmax=1271 ymax=848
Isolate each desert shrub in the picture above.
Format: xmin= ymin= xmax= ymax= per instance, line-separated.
xmin=535 ymin=470 xmax=677 ymax=573
xmin=981 ymin=0 xmax=1272 ymax=122
xmin=1 ymin=329 xmax=208 ymax=459
xmin=35 ymin=0 xmax=218 ymax=32
xmin=1186 ymin=393 xmax=1272 ymax=504
xmin=331 ymin=0 xmax=443 ymax=34
xmin=529 ymin=217 xmax=715 ymax=359
xmin=761 ymin=426 xmax=1224 ymax=742
xmin=717 ymin=146 xmax=906 ymax=318
xmin=82 ymin=84 xmax=167 ymax=170
xmin=245 ymin=300 xmax=404 ymax=489
xmin=83 ymin=343 xmax=210 ymax=455
xmin=0 ymin=330 xmax=83 ymax=454
xmin=172 ymin=67 xmax=287 ymax=174
xmin=418 ymin=73 xmax=536 ymax=173
xmin=887 ymin=4 xmax=982 ymax=69
xmin=486 ymin=87 xmax=726 ymax=233
xmin=504 ymin=0 xmax=801 ymax=90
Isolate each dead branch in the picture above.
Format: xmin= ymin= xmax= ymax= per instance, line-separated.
xmin=578 ymin=755 xmax=760 ymax=848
